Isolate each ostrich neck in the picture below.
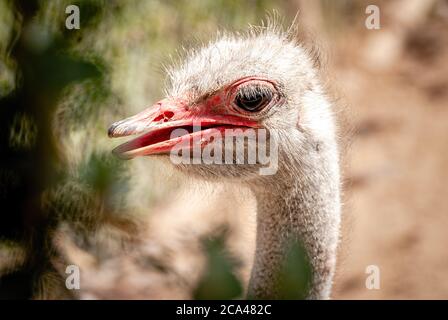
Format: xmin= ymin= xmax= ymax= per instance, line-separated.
xmin=247 ymin=153 xmax=340 ymax=299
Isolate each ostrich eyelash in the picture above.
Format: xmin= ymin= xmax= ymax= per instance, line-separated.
xmin=237 ymin=85 xmax=274 ymax=100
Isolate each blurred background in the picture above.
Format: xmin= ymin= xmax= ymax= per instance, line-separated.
xmin=0 ymin=0 xmax=447 ymax=299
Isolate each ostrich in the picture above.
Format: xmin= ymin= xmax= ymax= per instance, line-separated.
xmin=108 ymin=24 xmax=341 ymax=299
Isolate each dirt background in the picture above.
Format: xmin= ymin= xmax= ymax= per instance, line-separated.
xmin=329 ymin=1 xmax=448 ymax=299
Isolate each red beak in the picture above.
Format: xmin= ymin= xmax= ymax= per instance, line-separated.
xmin=108 ymin=98 xmax=260 ymax=159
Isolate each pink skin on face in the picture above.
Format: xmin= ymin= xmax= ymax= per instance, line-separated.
xmin=108 ymin=77 xmax=278 ymax=159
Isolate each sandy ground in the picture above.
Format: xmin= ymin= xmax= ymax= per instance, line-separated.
xmin=331 ymin=23 xmax=448 ymax=299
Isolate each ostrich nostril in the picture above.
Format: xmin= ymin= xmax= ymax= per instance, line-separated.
xmin=163 ymin=111 xmax=174 ymax=120
xmin=153 ymin=111 xmax=175 ymax=122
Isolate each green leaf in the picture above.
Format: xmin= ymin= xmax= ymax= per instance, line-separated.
xmin=277 ymin=239 xmax=313 ymax=299
xmin=194 ymin=235 xmax=243 ymax=300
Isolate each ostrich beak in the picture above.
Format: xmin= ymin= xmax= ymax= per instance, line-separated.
xmin=108 ymin=98 xmax=259 ymax=159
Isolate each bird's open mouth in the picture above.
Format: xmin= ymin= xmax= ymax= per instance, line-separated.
xmin=111 ymin=122 xmax=256 ymax=159
xmin=108 ymin=99 xmax=260 ymax=160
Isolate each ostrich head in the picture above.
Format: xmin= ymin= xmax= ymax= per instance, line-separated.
xmin=109 ymin=24 xmax=340 ymax=299
xmin=108 ymin=25 xmax=335 ymax=184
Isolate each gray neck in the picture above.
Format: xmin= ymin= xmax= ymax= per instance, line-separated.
xmin=246 ymin=145 xmax=340 ymax=299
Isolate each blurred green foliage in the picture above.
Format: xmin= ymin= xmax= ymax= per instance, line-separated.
xmin=0 ymin=0 xmax=107 ymax=298
xmin=194 ymin=235 xmax=243 ymax=300
xmin=277 ymin=239 xmax=312 ymax=299
xmin=78 ymin=152 xmax=130 ymax=211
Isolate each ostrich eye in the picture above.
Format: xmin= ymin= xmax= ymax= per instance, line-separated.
xmin=234 ymin=90 xmax=272 ymax=112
